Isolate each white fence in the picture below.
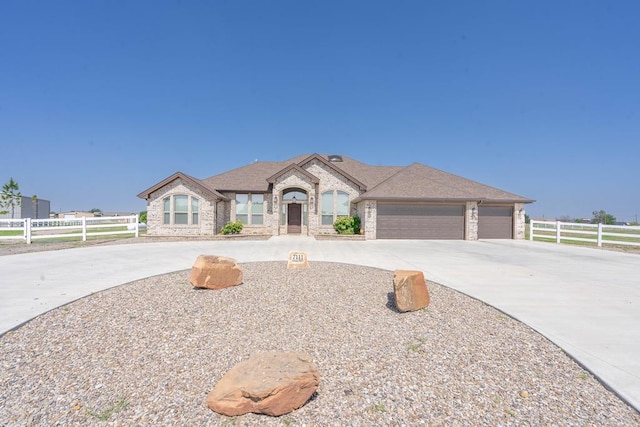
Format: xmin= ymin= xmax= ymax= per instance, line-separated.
xmin=530 ymin=220 xmax=640 ymax=248
xmin=0 ymin=215 xmax=140 ymax=244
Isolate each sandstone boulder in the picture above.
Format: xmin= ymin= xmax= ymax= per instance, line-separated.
xmin=189 ymin=255 xmax=243 ymax=290
xmin=207 ymin=351 xmax=320 ymax=417
xmin=393 ymin=270 xmax=430 ymax=312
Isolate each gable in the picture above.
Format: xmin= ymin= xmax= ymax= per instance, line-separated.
xmin=297 ymin=154 xmax=367 ymax=191
xmin=266 ymin=163 xmax=319 ymax=186
xmin=138 ymin=172 xmax=227 ymax=201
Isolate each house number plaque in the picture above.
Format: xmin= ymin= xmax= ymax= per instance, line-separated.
xmin=287 ymin=251 xmax=309 ymax=269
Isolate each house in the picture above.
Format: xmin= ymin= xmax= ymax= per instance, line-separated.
xmin=137 ymin=154 xmax=534 ymax=240
xmin=0 ymin=196 xmax=50 ymax=220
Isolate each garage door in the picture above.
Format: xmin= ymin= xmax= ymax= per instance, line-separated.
xmin=377 ymin=203 xmax=464 ymax=239
xmin=478 ymin=206 xmax=513 ymax=239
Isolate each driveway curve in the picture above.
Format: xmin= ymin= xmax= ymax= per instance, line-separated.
xmin=1 ymin=237 xmax=639 ymax=411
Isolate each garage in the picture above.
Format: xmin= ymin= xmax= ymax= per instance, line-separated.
xmin=377 ymin=203 xmax=465 ymax=239
xmin=478 ymin=206 xmax=513 ymax=239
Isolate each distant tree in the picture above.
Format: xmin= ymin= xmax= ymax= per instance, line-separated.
xmin=591 ymin=210 xmax=616 ymax=225
xmin=139 ymin=211 xmax=147 ymax=223
xmin=89 ymin=208 xmax=102 ymax=213
xmin=524 ymin=214 xmax=530 ymax=224
xmin=557 ymin=215 xmax=574 ymax=223
xmin=0 ymin=178 xmax=22 ymax=218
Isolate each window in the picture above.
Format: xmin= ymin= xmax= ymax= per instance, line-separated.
xmin=303 ymin=203 xmax=308 ymax=225
xmin=337 ymin=191 xmax=349 ymax=217
xmin=251 ymin=194 xmax=264 ymax=225
xmin=192 ymin=198 xmax=199 ymax=225
xmin=322 ymin=190 xmax=350 ymax=225
xmin=236 ymin=194 xmax=248 ymax=224
xmin=163 ymin=197 xmax=170 ymax=224
xmin=162 ymin=195 xmax=200 ymax=225
xmin=322 ymin=191 xmax=334 ymax=225
xmin=174 ymin=195 xmax=188 ymax=224
xmin=236 ymin=193 xmax=264 ymax=225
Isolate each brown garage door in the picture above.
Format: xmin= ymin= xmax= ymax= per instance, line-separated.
xmin=478 ymin=206 xmax=513 ymax=239
xmin=377 ymin=203 xmax=464 ymax=239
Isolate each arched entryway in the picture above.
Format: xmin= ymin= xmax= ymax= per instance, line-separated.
xmin=282 ymin=188 xmax=308 ymax=234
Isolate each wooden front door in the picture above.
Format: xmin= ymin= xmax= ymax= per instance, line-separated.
xmin=287 ymin=203 xmax=302 ymax=234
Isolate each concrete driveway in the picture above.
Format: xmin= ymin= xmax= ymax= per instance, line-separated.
xmin=1 ymin=238 xmax=639 ymax=411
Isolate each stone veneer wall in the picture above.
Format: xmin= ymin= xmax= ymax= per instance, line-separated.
xmin=304 ymin=160 xmax=362 ymax=235
xmin=272 ymin=170 xmax=315 ymax=235
xmin=514 ymin=203 xmax=526 ymax=240
xmin=465 ymin=201 xmax=479 ymax=240
xmin=146 ymin=178 xmax=216 ymax=236
xmin=362 ymin=200 xmax=377 ymax=240
xmin=227 ymin=191 xmax=273 ymax=235
xmin=217 ymin=197 xmax=231 ymax=235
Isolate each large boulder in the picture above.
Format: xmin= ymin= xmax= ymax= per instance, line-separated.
xmin=189 ymin=255 xmax=243 ymax=290
xmin=207 ymin=351 xmax=320 ymax=417
xmin=393 ymin=270 xmax=430 ymax=312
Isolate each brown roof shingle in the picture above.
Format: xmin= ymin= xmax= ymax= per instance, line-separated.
xmin=150 ymin=154 xmax=532 ymax=204
xmin=357 ymin=163 xmax=533 ymax=203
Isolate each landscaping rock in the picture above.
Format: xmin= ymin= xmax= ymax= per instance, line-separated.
xmin=189 ymin=255 xmax=243 ymax=290
xmin=207 ymin=351 xmax=320 ymax=417
xmin=393 ymin=270 xmax=430 ymax=312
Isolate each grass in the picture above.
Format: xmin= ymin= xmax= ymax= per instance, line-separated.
xmin=87 ymin=396 xmax=130 ymax=421
xmin=407 ymin=337 xmax=426 ymax=352
xmin=1 ymin=223 xmax=146 ymax=244
xmin=368 ymin=402 xmax=386 ymax=413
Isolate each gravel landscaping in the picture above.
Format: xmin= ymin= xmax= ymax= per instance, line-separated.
xmin=1 ymin=261 xmax=639 ymax=426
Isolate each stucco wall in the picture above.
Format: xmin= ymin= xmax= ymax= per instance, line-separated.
xmin=146 ymin=179 xmax=216 ymax=236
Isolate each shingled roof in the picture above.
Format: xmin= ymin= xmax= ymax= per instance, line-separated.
xmin=355 ymin=163 xmax=533 ymax=203
xmin=200 ymin=153 xmax=403 ymax=193
xmin=143 ymin=154 xmax=532 ymax=204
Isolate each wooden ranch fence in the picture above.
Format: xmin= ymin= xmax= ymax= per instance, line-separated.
xmin=530 ymin=220 xmax=640 ymax=248
xmin=0 ymin=215 xmax=140 ymax=244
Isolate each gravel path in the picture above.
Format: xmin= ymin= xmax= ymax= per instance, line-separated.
xmin=1 ymin=262 xmax=638 ymax=426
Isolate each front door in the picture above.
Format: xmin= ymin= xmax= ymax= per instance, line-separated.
xmin=287 ymin=203 xmax=302 ymax=234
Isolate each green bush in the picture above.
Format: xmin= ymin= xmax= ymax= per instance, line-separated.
xmin=352 ymin=215 xmax=361 ymax=234
xmin=139 ymin=211 xmax=147 ymax=223
xmin=221 ymin=220 xmax=243 ymax=235
xmin=333 ymin=216 xmax=355 ymax=234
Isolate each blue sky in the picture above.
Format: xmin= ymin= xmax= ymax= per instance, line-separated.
xmin=1 ymin=1 xmax=638 ymax=221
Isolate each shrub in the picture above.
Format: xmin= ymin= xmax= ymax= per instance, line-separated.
xmin=352 ymin=215 xmax=361 ymax=234
xmin=221 ymin=220 xmax=243 ymax=235
xmin=333 ymin=216 xmax=355 ymax=235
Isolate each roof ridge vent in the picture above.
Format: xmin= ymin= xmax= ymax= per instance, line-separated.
xmin=327 ymin=154 xmax=343 ymax=162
